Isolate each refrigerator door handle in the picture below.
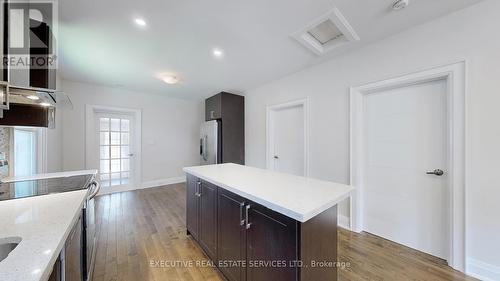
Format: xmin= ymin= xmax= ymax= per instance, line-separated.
xmin=200 ymin=138 xmax=203 ymax=156
xmin=203 ymin=135 xmax=208 ymax=161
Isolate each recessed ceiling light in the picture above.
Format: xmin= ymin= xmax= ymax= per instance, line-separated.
xmin=39 ymin=102 xmax=51 ymax=107
xmin=213 ymin=48 xmax=224 ymax=58
xmin=161 ymin=75 xmax=180 ymax=85
xmin=27 ymin=95 xmax=40 ymax=100
xmin=134 ymin=18 xmax=147 ymax=27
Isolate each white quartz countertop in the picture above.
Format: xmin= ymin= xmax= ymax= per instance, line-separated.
xmin=2 ymin=169 xmax=98 ymax=183
xmin=0 ymin=190 xmax=88 ymax=281
xmin=183 ymin=163 xmax=354 ymax=223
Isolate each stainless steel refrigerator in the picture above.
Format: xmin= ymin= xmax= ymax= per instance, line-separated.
xmin=200 ymin=120 xmax=221 ymax=165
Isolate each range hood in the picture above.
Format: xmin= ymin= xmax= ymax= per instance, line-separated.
xmin=0 ymin=84 xmax=72 ymax=129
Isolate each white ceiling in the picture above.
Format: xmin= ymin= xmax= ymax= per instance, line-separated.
xmin=58 ymin=0 xmax=482 ymax=99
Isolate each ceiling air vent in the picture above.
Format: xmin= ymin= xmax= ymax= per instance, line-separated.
xmin=307 ymin=20 xmax=344 ymax=45
xmin=292 ymin=7 xmax=359 ymax=56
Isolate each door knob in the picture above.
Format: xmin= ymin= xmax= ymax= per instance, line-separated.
xmin=426 ymin=169 xmax=444 ymax=176
xmin=273 ymin=155 xmax=279 ymax=159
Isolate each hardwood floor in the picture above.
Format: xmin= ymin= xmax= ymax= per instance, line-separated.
xmin=92 ymin=184 xmax=476 ymax=281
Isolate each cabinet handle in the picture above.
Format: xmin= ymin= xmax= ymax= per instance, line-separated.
xmin=245 ymin=205 xmax=252 ymax=230
xmin=239 ymin=202 xmax=245 ymax=226
xmin=195 ymin=181 xmax=202 ymax=197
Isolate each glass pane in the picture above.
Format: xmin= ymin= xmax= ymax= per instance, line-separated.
xmin=110 ymin=172 xmax=120 ymax=179
xmin=110 ymin=118 xmax=120 ymax=131
xmin=100 ymin=173 xmax=110 ymax=181
xmin=121 ymin=178 xmax=130 ymax=185
xmin=110 ymin=179 xmax=121 ymax=186
xmin=100 ymin=132 xmax=109 ymax=145
xmin=110 ymin=159 xmax=120 ymax=172
xmin=121 ymin=171 xmax=130 ymax=178
xmin=100 ymin=160 xmax=110 ymax=173
xmin=101 ymin=180 xmax=110 ymax=187
xmin=110 ymin=146 xmax=120 ymax=158
xmin=110 ymin=132 xmax=120 ymax=145
xmin=121 ymin=159 xmax=130 ymax=172
xmin=100 ymin=146 xmax=109 ymax=160
xmin=121 ymin=119 xmax=130 ymax=132
xmin=99 ymin=118 xmax=109 ymax=131
xmin=121 ymin=146 xmax=130 ymax=158
xmin=121 ymin=133 xmax=129 ymax=145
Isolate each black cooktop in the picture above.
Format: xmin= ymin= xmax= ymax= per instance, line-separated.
xmin=0 ymin=174 xmax=94 ymax=201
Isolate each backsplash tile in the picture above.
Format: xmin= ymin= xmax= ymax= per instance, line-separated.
xmin=0 ymin=127 xmax=10 ymax=178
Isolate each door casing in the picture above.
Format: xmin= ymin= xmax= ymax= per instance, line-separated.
xmin=350 ymin=61 xmax=466 ymax=271
xmin=9 ymin=127 xmax=47 ymax=177
xmin=85 ymin=104 xmax=142 ymax=195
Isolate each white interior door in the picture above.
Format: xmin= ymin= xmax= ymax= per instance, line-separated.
xmin=363 ymin=79 xmax=449 ymax=260
xmin=96 ymin=113 xmax=135 ymax=190
xmin=269 ymin=104 xmax=305 ymax=176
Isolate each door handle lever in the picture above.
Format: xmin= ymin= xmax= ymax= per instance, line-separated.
xmin=426 ymin=169 xmax=444 ymax=176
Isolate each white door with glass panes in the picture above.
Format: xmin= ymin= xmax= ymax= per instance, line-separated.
xmin=96 ymin=114 xmax=135 ymax=189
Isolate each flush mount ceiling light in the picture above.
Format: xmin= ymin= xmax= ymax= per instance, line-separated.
xmin=392 ymin=0 xmax=410 ymax=10
xmin=161 ymin=75 xmax=180 ymax=85
xmin=292 ymin=7 xmax=359 ymax=56
xmin=134 ymin=18 xmax=147 ymax=27
xmin=26 ymin=95 xmax=39 ymax=100
xmin=213 ymin=48 xmax=224 ymax=58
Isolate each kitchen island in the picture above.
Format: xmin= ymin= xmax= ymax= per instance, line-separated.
xmin=183 ymin=163 xmax=353 ymax=281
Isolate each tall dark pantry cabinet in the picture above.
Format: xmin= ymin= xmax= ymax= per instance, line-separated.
xmin=205 ymin=92 xmax=245 ymax=165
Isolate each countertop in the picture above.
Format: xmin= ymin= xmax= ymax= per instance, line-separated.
xmin=2 ymin=169 xmax=98 ymax=183
xmin=0 ymin=190 xmax=88 ymax=281
xmin=183 ymin=163 xmax=354 ymax=222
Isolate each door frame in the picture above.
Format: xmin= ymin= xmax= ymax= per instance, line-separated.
xmin=350 ymin=61 xmax=466 ymax=271
xmin=266 ymin=97 xmax=309 ymax=177
xmin=85 ymin=104 xmax=142 ymax=195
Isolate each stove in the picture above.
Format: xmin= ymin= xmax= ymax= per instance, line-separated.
xmin=0 ymin=173 xmax=99 ymax=281
xmin=0 ymin=174 xmax=94 ymax=201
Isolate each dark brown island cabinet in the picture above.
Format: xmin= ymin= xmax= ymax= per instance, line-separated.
xmin=186 ymin=174 xmax=339 ymax=281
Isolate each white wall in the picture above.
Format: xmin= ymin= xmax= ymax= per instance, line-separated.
xmin=60 ymin=80 xmax=203 ymax=185
xmin=46 ymin=105 xmax=63 ymax=172
xmin=244 ymin=0 xmax=500 ymax=277
xmin=43 ymin=75 xmax=64 ymax=172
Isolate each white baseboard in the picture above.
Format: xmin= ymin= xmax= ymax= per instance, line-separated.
xmin=467 ymin=258 xmax=500 ymax=281
xmin=97 ymin=176 xmax=186 ymax=196
xmin=338 ymin=214 xmax=351 ymax=230
xmin=141 ymin=176 xmax=186 ymax=189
